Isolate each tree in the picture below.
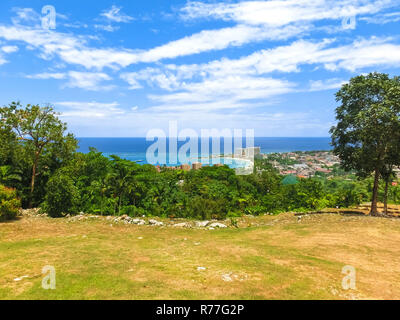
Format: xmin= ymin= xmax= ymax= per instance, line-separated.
xmin=330 ymin=73 xmax=400 ymax=215
xmin=0 ymin=102 xmax=77 ymax=207
xmin=107 ymin=156 xmax=140 ymax=215
xmin=43 ymin=172 xmax=79 ymax=218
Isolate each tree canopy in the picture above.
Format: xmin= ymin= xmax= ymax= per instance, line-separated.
xmin=330 ymin=72 xmax=400 ymax=215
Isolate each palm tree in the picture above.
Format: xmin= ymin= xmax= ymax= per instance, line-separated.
xmin=0 ymin=165 xmax=22 ymax=187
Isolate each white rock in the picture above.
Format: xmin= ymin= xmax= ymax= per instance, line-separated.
xmin=138 ymin=237 xmax=143 ymax=240
xmin=209 ymin=222 xmax=227 ymax=228
xmin=222 ymin=273 xmax=233 ymax=282
xmin=197 ymin=267 xmax=206 ymax=271
xmin=149 ymin=219 xmax=164 ymax=226
xmin=173 ymin=222 xmax=191 ymax=228
xmin=14 ymin=275 xmax=29 ymax=282
xmin=195 ymin=220 xmax=210 ymax=227
xmin=131 ymin=219 xmax=146 ymax=225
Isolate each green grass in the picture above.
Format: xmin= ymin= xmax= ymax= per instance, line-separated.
xmin=1 ymin=213 xmax=400 ymax=299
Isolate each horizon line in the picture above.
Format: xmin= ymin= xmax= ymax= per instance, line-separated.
xmin=75 ymin=136 xmax=332 ymax=139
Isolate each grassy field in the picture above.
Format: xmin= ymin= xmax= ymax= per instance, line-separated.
xmin=1 ymin=210 xmax=400 ymax=300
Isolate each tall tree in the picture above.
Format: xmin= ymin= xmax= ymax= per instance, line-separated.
xmin=0 ymin=102 xmax=77 ymax=207
xmin=330 ymin=73 xmax=400 ymax=215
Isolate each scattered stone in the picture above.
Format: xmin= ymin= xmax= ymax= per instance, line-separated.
xmin=222 ymin=273 xmax=233 ymax=282
xmin=194 ymin=242 xmax=201 ymax=246
xmin=173 ymin=222 xmax=191 ymax=228
xmin=195 ymin=221 xmax=210 ymax=227
xmin=131 ymin=219 xmax=146 ymax=225
xmin=209 ymin=222 xmax=227 ymax=228
xmin=149 ymin=219 xmax=164 ymax=226
xmin=14 ymin=275 xmax=29 ymax=282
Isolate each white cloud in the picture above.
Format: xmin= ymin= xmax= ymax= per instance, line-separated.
xmin=94 ymin=24 xmax=120 ymax=32
xmin=359 ymin=11 xmax=400 ymax=24
xmin=65 ymin=71 xmax=113 ymax=91
xmin=149 ymin=76 xmax=294 ymax=106
xmin=1 ymin=1 xmax=396 ymax=72
xmin=181 ymin=0 xmax=394 ymax=26
xmin=26 ymin=72 xmax=67 ymax=80
xmin=11 ymin=7 xmax=41 ymax=26
xmin=55 ymin=101 xmax=124 ymax=118
xmin=309 ymin=78 xmax=347 ymax=91
xmin=1 ymin=45 xmax=19 ymax=53
xmin=0 ymin=25 xmax=141 ymax=70
xmin=26 ymin=71 xmax=113 ymax=91
xmin=119 ymin=36 xmax=400 ymax=115
xmin=136 ymin=23 xmax=310 ymax=63
xmin=124 ymin=37 xmax=400 ymax=93
xmin=101 ymin=6 xmax=134 ymax=23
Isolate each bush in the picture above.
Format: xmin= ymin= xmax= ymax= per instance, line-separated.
xmin=43 ymin=173 xmax=79 ymax=217
xmin=0 ymin=185 xmax=20 ymax=221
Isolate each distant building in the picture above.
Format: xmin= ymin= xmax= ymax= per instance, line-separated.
xmin=234 ymin=147 xmax=261 ymax=158
xmin=192 ymin=162 xmax=202 ymax=170
xmin=180 ymin=164 xmax=191 ymax=171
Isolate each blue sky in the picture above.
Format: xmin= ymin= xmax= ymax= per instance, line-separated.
xmin=0 ymin=0 xmax=400 ymax=137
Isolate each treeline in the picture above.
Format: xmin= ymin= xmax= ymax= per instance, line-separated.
xmin=0 ymin=103 xmax=376 ymax=220
xmin=1 ymin=84 xmax=400 ymax=220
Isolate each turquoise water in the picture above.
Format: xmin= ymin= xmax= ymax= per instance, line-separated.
xmin=77 ymin=137 xmax=332 ymax=168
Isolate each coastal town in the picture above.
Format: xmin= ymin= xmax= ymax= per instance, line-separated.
xmin=261 ymin=151 xmax=341 ymax=178
xmin=153 ymin=147 xmax=343 ymax=178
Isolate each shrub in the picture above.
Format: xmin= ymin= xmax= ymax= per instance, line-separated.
xmin=42 ymin=172 xmax=79 ymax=217
xmin=0 ymin=185 xmax=20 ymax=221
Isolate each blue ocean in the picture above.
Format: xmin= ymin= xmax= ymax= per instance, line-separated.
xmin=77 ymin=137 xmax=332 ymax=168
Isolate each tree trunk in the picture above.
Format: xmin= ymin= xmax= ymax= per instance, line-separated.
xmin=29 ymin=153 xmax=39 ymax=208
xmin=384 ymin=178 xmax=389 ymax=215
xmin=118 ymin=192 xmax=123 ymax=215
xmin=370 ymin=168 xmax=380 ymax=216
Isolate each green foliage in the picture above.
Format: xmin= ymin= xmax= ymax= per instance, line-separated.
xmin=330 ymin=73 xmax=400 ymax=214
xmin=42 ymin=172 xmax=79 ymax=217
xmin=0 ymin=185 xmax=20 ymax=221
xmin=0 ymin=102 xmax=77 ymax=208
xmin=3 ymin=89 xmax=400 ymax=220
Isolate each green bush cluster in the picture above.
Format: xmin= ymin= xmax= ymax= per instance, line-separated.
xmin=35 ymin=150 xmax=373 ymax=219
xmin=0 ymin=185 xmax=20 ymax=221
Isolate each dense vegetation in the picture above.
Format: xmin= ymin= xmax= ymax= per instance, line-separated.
xmin=331 ymin=72 xmax=400 ymax=215
xmin=0 ymin=185 xmax=20 ymax=221
xmin=1 ymin=73 xmax=400 ymax=220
